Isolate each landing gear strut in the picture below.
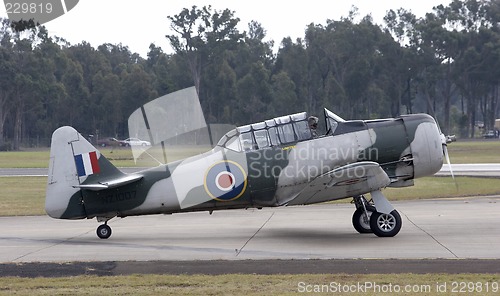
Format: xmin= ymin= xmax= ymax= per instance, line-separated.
xmin=96 ymin=221 xmax=112 ymax=239
xmin=352 ymin=195 xmax=374 ymax=234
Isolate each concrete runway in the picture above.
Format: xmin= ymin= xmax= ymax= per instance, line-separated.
xmin=1 ymin=196 xmax=499 ymax=263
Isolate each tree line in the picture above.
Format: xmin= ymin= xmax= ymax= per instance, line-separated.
xmin=0 ymin=0 xmax=499 ymax=150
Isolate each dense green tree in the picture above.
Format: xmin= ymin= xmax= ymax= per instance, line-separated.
xmin=0 ymin=46 xmax=15 ymax=147
xmin=270 ymin=71 xmax=300 ymax=116
xmin=91 ymin=71 xmax=121 ymax=137
xmin=0 ymin=1 xmax=499 ymax=149
xmin=120 ymin=63 xmax=157 ymax=121
xmin=166 ymin=5 xmax=244 ymax=95
xmin=443 ymin=0 xmax=500 ymax=136
xmin=166 ymin=5 xmax=244 ymax=122
xmin=274 ymin=37 xmax=309 ymax=113
xmin=235 ymin=62 xmax=272 ymax=123
xmin=145 ymin=44 xmax=174 ymax=95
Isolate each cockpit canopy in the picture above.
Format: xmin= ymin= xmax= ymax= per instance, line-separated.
xmin=217 ymin=112 xmax=310 ymax=152
xmin=217 ymin=109 xmax=344 ymax=152
xmin=217 ymin=109 xmax=345 ymax=152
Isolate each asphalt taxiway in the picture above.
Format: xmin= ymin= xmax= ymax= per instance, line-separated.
xmin=1 ymin=196 xmax=499 ymax=264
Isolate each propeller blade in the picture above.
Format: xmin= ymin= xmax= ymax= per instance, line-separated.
xmin=443 ymin=144 xmax=458 ymax=189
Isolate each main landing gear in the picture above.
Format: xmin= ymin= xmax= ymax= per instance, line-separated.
xmin=352 ymin=194 xmax=402 ymax=237
xmin=96 ymin=218 xmax=112 ymax=239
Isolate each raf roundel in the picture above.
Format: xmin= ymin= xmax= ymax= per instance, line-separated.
xmin=204 ymin=161 xmax=247 ymax=201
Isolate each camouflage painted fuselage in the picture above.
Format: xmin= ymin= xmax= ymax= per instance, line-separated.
xmin=46 ymin=113 xmax=443 ymax=221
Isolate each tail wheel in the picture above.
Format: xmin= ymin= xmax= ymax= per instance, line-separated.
xmin=370 ymin=210 xmax=402 ymax=237
xmin=352 ymin=205 xmax=376 ymax=233
xmin=97 ymin=224 xmax=112 ymax=239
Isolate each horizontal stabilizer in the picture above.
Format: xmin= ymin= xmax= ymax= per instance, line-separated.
xmin=73 ymin=174 xmax=143 ymax=191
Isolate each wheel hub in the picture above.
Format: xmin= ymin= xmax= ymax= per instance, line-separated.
xmin=360 ymin=212 xmax=371 ymax=228
xmin=377 ymin=214 xmax=396 ymax=232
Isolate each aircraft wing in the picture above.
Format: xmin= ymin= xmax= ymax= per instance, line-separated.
xmin=286 ymin=161 xmax=390 ymax=206
xmin=73 ymin=174 xmax=143 ymax=191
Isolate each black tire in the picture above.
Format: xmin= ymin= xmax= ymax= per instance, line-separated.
xmin=352 ymin=205 xmax=376 ymax=233
xmin=96 ymin=224 xmax=112 ymax=239
xmin=370 ymin=210 xmax=402 ymax=237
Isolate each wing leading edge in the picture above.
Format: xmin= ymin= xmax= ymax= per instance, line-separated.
xmin=286 ymin=161 xmax=391 ymax=206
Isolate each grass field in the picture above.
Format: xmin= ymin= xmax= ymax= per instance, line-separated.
xmin=1 ymin=273 xmax=499 ymax=295
xmin=446 ymin=139 xmax=500 ymax=163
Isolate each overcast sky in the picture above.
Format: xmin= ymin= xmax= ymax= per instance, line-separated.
xmin=1 ymin=0 xmax=451 ymax=57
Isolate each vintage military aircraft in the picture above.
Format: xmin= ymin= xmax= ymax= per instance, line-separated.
xmin=45 ymin=87 xmax=447 ymax=239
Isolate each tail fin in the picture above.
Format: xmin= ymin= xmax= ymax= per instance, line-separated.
xmin=45 ymin=126 xmax=128 ymax=219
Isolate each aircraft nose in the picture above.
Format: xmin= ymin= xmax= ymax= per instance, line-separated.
xmin=402 ymin=114 xmax=444 ymax=178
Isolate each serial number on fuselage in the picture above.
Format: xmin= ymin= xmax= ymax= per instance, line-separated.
xmin=100 ymin=191 xmax=137 ymax=204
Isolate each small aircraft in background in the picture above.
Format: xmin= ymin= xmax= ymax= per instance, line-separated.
xmin=45 ymin=87 xmax=448 ymax=239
